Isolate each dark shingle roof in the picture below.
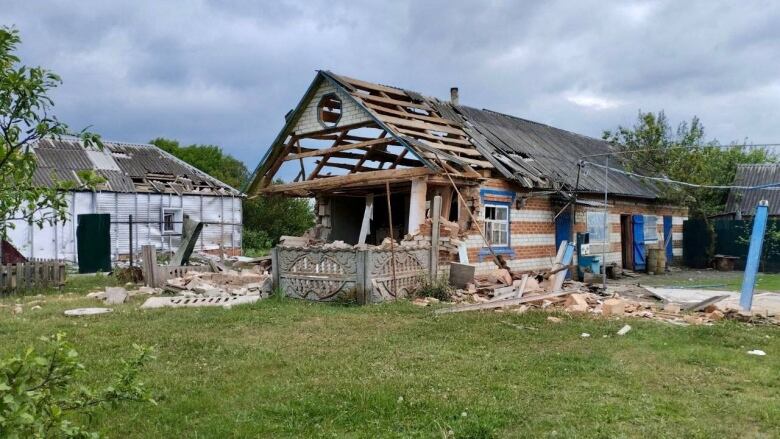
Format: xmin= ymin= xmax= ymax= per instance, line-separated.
xmin=452 ymin=106 xmax=659 ymax=198
xmin=31 ymin=137 xmax=241 ymax=195
xmin=725 ymin=164 xmax=780 ymax=216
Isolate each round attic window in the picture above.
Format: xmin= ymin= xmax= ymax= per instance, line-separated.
xmin=317 ymin=93 xmax=342 ymax=128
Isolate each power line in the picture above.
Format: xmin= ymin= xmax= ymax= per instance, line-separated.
xmin=579 ymin=142 xmax=780 ymax=159
xmin=581 ymin=160 xmax=780 ymax=191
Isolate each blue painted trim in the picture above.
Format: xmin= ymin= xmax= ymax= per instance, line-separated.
xmin=740 ymin=201 xmax=769 ymax=311
xmin=479 ymin=246 xmax=515 ymax=261
xmin=479 ymin=189 xmax=516 ymax=200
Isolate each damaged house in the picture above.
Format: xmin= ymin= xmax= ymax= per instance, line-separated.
xmin=246 ymin=71 xmax=687 ymax=302
xmin=6 ymin=137 xmax=243 ymax=265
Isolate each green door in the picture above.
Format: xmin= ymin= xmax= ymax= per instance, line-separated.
xmin=77 ymin=213 xmax=112 ymax=273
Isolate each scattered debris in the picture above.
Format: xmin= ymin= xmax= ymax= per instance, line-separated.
xmin=617 ymin=324 xmax=632 ymax=336
xmin=747 ymin=349 xmax=767 ymax=356
xmin=140 ymin=295 xmax=259 ymax=309
xmin=64 ymin=307 xmax=113 ymax=317
xmin=581 ymin=333 xmax=591 ymax=338
xmin=602 ymin=298 xmax=625 ymax=317
xmin=105 ymin=287 xmax=128 ymax=305
xmin=547 ymin=316 xmax=562 ymax=323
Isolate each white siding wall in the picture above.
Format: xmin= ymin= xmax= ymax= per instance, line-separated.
xmin=6 ymin=191 xmax=243 ymax=263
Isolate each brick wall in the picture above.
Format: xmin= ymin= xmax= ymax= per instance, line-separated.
xmin=293 ymin=82 xmax=373 ymax=136
xmin=458 ymin=179 xmax=688 ymax=274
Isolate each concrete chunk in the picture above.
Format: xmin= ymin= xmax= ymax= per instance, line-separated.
xmin=105 ymin=287 xmax=128 ymax=305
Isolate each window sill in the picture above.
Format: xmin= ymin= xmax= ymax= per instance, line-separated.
xmin=478 ymin=246 xmax=514 ymax=261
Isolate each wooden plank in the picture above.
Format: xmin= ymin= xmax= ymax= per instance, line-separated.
xmin=259 ymin=167 xmax=433 ymax=194
xmin=435 ymin=290 xmax=572 ymax=314
xmin=353 ymin=93 xmax=432 ymax=111
xmin=364 ymin=102 xmax=461 ymax=127
xmin=377 ymin=114 xmax=466 ymax=136
xmin=421 ymin=152 xmax=492 ymax=168
xmin=284 ymin=137 xmax=395 ymax=161
xmin=430 ymin=195 xmax=442 ymax=281
xmin=338 ymin=75 xmax=410 ymax=97
xmin=358 ymin=195 xmax=374 ymax=245
xmin=319 ymin=161 xmax=380 ymax=173
xmin=393 ymin=126 xmax=473 ymax=146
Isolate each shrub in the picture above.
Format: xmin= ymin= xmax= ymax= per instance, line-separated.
xmin=0 ymin=333 xmax=156 ymax=438
xmin=415 ymin=276 xmax=453 ymax=301
xmin=242 ymin=229 xmax=273 ymax=254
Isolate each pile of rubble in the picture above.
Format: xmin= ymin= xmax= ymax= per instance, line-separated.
xmin=427 ymin=272 xmax=777 ymax=325
xmin=162 ymin=270 xmax=272 ymax=298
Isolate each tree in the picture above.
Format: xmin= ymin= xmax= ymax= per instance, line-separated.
xmin=242 ymin=187 xmax=315 ymax=246
xmin=148 ymin=138 xmax=314 ymax=249
xmin=0 ymin=27 xmax=100 ymax=237
xmin=149 ymin=138 xmax=247 ymax=189
xmin=602 ymin=110 xmax=772 ymax=219
xmin=0 ymin=333 xmax=155 ymax=438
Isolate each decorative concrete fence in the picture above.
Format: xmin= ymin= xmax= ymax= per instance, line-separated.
xmin=271 ymin=243 xmax=431 ymax=304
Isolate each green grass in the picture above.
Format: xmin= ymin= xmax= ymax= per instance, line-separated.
xmin=1 ymin=277 xmax=779 ymax=438
xmin=639 ymin=271 xmax=780 ymax=292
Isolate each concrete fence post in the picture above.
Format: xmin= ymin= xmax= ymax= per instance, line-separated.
xmin=271 ymin=247 xmax=280 ymax=293
xmin=356 ymin=249 xmax=367 ymax=304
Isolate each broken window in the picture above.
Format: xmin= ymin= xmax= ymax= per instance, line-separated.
xmin=318 ymin=93 xmax=342 ymax=128
xmin=644 ymin=215 xmax=658 ymax=242
xmin=587 ymin=211 xmax=607 ymax=242
xmin=484 ymin=204 xmax=509 ymax=247
xmin=162 ymin=208 xmax=183 ymax=234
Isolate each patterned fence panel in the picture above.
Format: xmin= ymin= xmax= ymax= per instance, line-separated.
xmin=367 ymin=246 xmax=429 ymax=303
xmin=272 ymin=243 xmax=430 ymax=303
xmin=274 ymin=247 xmax=360 ymax=301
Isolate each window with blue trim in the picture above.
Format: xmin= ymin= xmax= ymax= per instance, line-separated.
xmin=484 ymin=204 xmax=509 ymax=246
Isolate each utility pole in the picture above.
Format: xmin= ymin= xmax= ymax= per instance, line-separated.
xmin=602 ymin=156 xmax=609 ymax=290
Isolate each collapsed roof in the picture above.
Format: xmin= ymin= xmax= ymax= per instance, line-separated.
xmin=247 ymin=71 xmax=658 ymax=199
xmin=31 ymin=137 xmax=242 ymax=196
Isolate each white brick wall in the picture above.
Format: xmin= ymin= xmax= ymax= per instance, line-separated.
xmin=511 ymin=209 xmax=552 ymax=222
xmin=293 ymin=82 xmax=373 ymax=136
xmin=512 ymin=234 xmax=555 ymax=247
xmin=672 ymin=216 xmax=687 ymax=226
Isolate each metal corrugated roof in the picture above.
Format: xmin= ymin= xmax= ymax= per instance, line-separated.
xmin=30 ymin=138 xmax=241 ymax=195
xmin=725 ymin=164 xmax=780 ymax=216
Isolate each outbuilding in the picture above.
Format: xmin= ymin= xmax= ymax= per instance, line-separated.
xmin=6 ymin=137 xmax=243 ymax=265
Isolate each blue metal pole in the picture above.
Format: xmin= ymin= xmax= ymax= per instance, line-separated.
xmin=740 ymin=200 xmax=769 ymax=311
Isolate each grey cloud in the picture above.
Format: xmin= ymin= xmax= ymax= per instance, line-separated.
xmin=4 ymin=0 xmax=780 ymax=173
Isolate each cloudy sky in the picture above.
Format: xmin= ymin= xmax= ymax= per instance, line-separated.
xmin=6 ymin=1 xmax=780 ymax=173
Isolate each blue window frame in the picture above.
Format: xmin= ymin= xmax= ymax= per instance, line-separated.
xmin=478 ymin=189 xmax=515 ymax=260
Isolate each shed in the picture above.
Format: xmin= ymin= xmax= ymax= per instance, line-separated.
xmin=6 ymin=137 xmax=244 ymax=264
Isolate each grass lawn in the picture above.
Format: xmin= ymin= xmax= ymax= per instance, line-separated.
xmin=1 ymin=274 xmax=779 ymax=438
xmin=635 ymin=271 xmax=780 ymax=292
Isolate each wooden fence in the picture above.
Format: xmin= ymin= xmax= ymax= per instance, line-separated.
xmin=0 ymin=260 xmax=67 ymax=293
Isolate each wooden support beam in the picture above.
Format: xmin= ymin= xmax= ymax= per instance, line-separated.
xmin=350 ymin=131 xmax=387 ymax=174
xmin=365 ymin=102 xmax=461 ymax=127
xmin=378 ymin=114 xmax=466 ymax=136
xmin=318 ymin=161 xmax=380 ymax=173
xmin=284 ymin=137 xmax=395 ymax=161
xmin=259 ymin=167 xmax=433 ymax=194
xmin=354 ymin=93 xmax=432 ymax=111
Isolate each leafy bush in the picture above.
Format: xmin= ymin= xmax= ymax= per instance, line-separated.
xmin=0 ymin=333 xmax=156 ymax=438
xmin=415 ymin=276 xmax=453 ymax=301
xmin=242 ymin=229 xmax=273 ymax=254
